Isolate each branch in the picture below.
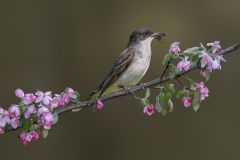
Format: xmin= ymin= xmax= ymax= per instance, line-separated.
xmin=57 ymin=43 xmax=240 ymax=115
xmin=5 ymin=42 xmax=240 ymax=133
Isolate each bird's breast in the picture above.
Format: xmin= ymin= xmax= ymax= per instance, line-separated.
xmin=116 ymin=47 xmax=152 ymax=87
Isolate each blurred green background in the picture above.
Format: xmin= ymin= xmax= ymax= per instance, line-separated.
xmin=0 ymin=0 xmax=240 ymax=159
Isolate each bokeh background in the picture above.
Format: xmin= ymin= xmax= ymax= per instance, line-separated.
xmin=0 ymin=0 xmax=240 ymax=159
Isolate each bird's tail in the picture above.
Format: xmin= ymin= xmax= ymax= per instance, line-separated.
xmin=88 ymin=85 xmax=120 ymax=100
xmin=87 ymin=87 xmax=102 ymax=101
xmin=88 ymin=89 xmax=101 ymax=100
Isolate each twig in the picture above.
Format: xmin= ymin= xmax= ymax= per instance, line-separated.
xmin=6 ymin=43 xmax=240 ymax=133
xmin=175 ymin=78 xmax=187 ymax=89
xmin=160 ymin=61 xmax=171 ymax=80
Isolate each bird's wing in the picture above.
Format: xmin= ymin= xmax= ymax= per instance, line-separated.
xmin=90 ymin=47 xmax=135 ymax=98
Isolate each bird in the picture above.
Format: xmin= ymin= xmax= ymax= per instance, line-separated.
xmin=89 ymin=28 xmax=166 ymax=99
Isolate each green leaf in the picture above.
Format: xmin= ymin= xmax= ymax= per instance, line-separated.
xmin=206 ymin=44 xmax=212 ymax=51
xmin=161 ymin=109 xmax=167 ymax=116
xmin=19 ymin=106 xmax=27 ymax=125
xmin=200 ymin=43 xmax=207 ymax=50
xmin=72 ymin=98 xmax=81 ymax=103
xmin=168 ymin=99 xmax=174 ymax=112
xmin=41 ymin=129 xmax=49 ymax=139
xmin=191 ymin=53 xmax=200 ymax=63
xmin=159 ymin=92 xmax=172 ymax=105
xmin=171 ymin=54 xmax=179 ymax=61
xmin=140 ymin=99 xmax=146 ymax=106
xmin=23 ymin=120 xmax=33 ymax=132
xmin=151 ymin=84 xmax=161 ymax=89
xmin=144 ymin=98 xmax=150 ymax=105
xmin=140 ymin=98 xmax=150 ymax=107
xmin=176 ymin=90 xmax=185 ymax=99
xmin=183 ymin=47 xmax=200 ymax=54
xmin=192 ymin=91 xmax=201 ymax=112
xmin=186 ymin=77 xmax=196 ymax=89
xmin=72 ymin=108 xmax=82 ymax=112
xmin=169 ymin=64 xmax=180 ymax=79
xmin=75 ymin=91 xmax=80 ymax=97
xmin=205 ymin=69 xmax=211 ymax=81
xmin=166 ymin=84 xmax=175 ymax=95
xmin=158 ymin=92 xmax=173 ymax=115
xmin=185 ymin=77 xmax=194 ymax=84
xmin=145 ymin=88 xmax=150 ymax=99
xmin=193 ymin=103 xmax=200 ymax=112
xmin=162 ymin=54 xmax=171 ymax=65
xmin=53 ymin=113 xmax=58 ymax=124
xmin=30 ymin=124 xmax=38 ymax=131
xmin=155 ymin=96 xmax=161 ymax=112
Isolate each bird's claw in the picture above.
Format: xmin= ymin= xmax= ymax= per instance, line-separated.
xmin=119 ymin=85 xmax=141 ymax=100
xmin=139 ymin=83 xmax=145 ymax=90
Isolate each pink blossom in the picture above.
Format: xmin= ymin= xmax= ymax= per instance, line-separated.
xmin=8 ymin=117 xmax=19 ymax=129
xmin=62 ymin=88 xmax=77 ymax=104
xmin=0 ymin=118 xmax=6 ymax=128
xmin=8 ymin=105 xmax=20 ymax=118
xmin=41 ymin=112 xmax=54 ymax=129
xmin=37 ymin=106 xmax=50 ymax=116
xmin=182 ymin=97 xmax=192 ymax=108
xmin=212 ymin=60 xmax=221 ymax=70
xmin=196 ymin=82 xmax=204 ymax=89
xmin=0 ymin=108 xmax=10 ymax=133
xmin=20 ymin=131 xmax=28 ymax=145
xmin=97 ymin=99 xmax=104 ymax=109
xmin=35 ymin=91 xmax=53 ymax=105
xmin=55 ymin=96 xmax=65 ymax=108
xmin=213 ymin=55 xmax=226 ymax=70
xmin=177 ymin=56 xmax=191 ymax=71
xmin=199 ymin=50 xmax=225 ymax=72
xmin=7 ymin=105 xmax=20 ymax=129
xmin=207 ymin=41 xmax=221 ymax=54
xmin=50 ymin=96 xmax=61 ymax=110
xmin=15 ymin=88 xmax=24 ymax=98
xmin=212 ymin=55 xmax=226 ymax=70
xmin=169 ymin=42 xmax=181 ymax=54
xmin=196 ymin=82 xmax=209 ymax=101
xmin=1 ymin=106 xmax=21 ymax=130
xmin=37 ymin=107 xmax=54 ymax=129
xmin=1 ymin=87 xmax=80 ymax=143
xmin=66 ymin=88 xmax=77 ymax=99
xmin=200 ymin=70 xmax=206 ymax=77
xmin=200 ymin=87 xmax=209 ymax=101
xmin=30 ymin=131 xmax=39 ymax=141
xmin=51 ymin=94 xmax=67 ymax=108
xmin=23 ymin=93 xmax=36 ymax=105
xmin=0 ymin=108 xmax=8 ymax=117
xmin=199 ymin=51 xmax=214 ymax=69
xmin=0 ymin=127 xmax=4 ymax=133
xmin=20 ymin=131 xmax=39 ymax=145
xmin=143 ymin=104 xmax=155 ymax=116
xmin=24 ymin=105 xmax=37 ymax=119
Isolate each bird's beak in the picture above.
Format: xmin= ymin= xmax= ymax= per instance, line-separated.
xmin=151 ymin=32 xmax=166 ymax=41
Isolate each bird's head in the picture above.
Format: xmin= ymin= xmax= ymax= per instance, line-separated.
xmin=128 ymin=28 xmax=166 ymax=47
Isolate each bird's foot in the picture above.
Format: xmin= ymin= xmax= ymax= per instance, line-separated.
xmin=138 ymin=83 xmax=145 ymax=90
xmin=119 ymin=85 xmax=142 ymax=100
